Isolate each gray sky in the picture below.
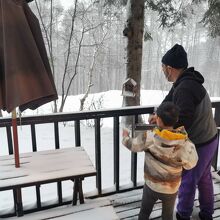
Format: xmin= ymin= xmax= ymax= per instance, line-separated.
xmin=61 ymin=0 xmax=73 ymax=9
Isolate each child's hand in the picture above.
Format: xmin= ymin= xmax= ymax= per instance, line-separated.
xmin=148 ymin=114 xmax=157 ymax=124
xmin=122 ymin=128 xmax=130 ymax=137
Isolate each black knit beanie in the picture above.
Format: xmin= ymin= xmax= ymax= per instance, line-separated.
xmin=162 ymin=44 xmax=188 ymax=69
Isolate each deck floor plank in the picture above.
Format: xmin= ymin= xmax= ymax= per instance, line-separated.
xmin=108 ymin=171 xmax=220 ymax=219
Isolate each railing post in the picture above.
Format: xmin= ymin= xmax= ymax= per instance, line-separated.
xmin=74 ymin=120 xmax=81 ymax=147
xmin=31 ymin=124 xmax=42 ymax=209
xmin=54 ymin=122 xmax=62 ymax=204
xmin=214 ymin=106 xmax=220 ymax=127
xmin=6 ymin=125 xmax=13 ymax=155
xmin=95 ymin=118 xmax=102 ymax=195
xmin=131 ymin=115 xmax=138 ymax=187
xmin=213 ymin=106 xmax=220 ymax=170
xmin=31 ymin=124 xmax=37 ymax=152
xmin=113 ymin=116 xmax=120 ymax=192
xmin=54 ymin=122 xmax=60 ymax=150
xmin=36 ymin=185 xmax=41 ymax=210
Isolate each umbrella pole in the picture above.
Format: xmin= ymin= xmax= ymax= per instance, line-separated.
xmin=12 ymin=109 xmax=20 ymax=168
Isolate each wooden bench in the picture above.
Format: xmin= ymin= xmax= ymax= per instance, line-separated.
xmin=0 ymin=147 xmax=96 ymax=217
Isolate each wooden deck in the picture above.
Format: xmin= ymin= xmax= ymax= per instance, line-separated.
xmin=110 ymin=171 xmax=220 ymax=220
xmin=7 ymin=170 xmax=220 ymax=220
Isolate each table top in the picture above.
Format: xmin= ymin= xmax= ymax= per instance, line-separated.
xmin=0 ymin=147 xmax=96 ymax=190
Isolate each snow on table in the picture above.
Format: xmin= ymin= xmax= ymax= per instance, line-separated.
xmin=0 ymin=147 xmax=96 ymax=216
xmin=0 ymin=147 xmax=96 ymax=190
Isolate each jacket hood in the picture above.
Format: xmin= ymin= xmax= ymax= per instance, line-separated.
xmin=153 ymin=126 xmax=188 ymax=146
xmin=174 ymin=67 xmax=204 ymax=88
xmin=154 ymin=126 xmax=187 ymax=141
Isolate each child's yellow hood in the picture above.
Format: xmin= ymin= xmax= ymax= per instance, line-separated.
xmin=154 ymin=126 xmax=187 ymax=141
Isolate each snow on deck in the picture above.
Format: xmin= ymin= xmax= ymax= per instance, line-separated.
xmin=8 ymin=197 xmax=119 ymax=220
xmin=109 ymin=171 xmax=220 ymax=220
xmin=6 ymin=170 xmax=220 ymax=219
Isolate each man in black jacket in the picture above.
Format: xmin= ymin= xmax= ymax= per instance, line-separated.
xmin=149 ymin=44 xmax=218 ymax=220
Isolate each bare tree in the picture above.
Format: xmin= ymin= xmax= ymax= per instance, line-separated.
xmin=59 ymin=0 xmax=78 ymax=112
xmin=80 ymin=32 xmax=108 ymax=111
xmin=59 ymin=1 xmax=108 ymax=112
xmin=34 ymin=0 xmax=63 ymax=112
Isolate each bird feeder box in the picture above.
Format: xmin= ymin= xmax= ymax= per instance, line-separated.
xmin=122 ymin=78 xmax=138 ymax=97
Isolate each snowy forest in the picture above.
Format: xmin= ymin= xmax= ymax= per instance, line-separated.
xmin=29 ymin=0 xmax=220 ymax=111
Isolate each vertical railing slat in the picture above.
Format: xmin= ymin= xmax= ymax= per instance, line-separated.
xmin=212 ymin=106 xmax=220 ymax=170
xmin=31 ymin=124 xmax=41 ymax=209
xmin=131 ymin=115 xmax=138 ymax=187
xmin=54 ymin=122 xmax=60 ymax=150
xmin=113 ymin=116 xmax=120 ymax=192
xmin=73 ymin=120 xmax=81 ymax=204
xmin=35 ymin=186 xmax=41 ymax=210
xmin=75 ymin=120 xmax=81 ymax=147
xmin=6 ymin=125 xmax=16 ymax=215
xmin=95 ymin=118 xmax=102 ymax=195
xmin=213 ymin=129 xmax=220 ymax=171
xmin=6 ymin=125 xmax=13 ymax=155
xmin=54 ymin=122 xmax=62 ymax=204
xmin=31 ymin=124 xmax=37 ymax=152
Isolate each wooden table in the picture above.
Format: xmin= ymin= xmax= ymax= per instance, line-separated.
xmin=0 ymin=147 xmax=96 ymax=216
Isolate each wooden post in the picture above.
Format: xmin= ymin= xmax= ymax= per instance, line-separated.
xmin=14 ymin=188 xmax=23 ymax=216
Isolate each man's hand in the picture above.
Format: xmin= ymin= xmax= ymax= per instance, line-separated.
xmin=148 ymin=114 xmax=157 ymax=124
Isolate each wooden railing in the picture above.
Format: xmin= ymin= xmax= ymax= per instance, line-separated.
xmin=0 ymin=102 xmax=220 ymax=217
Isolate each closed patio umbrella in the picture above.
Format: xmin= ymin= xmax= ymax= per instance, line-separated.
xmin=0 ymin=0 xmax=58 ymax=167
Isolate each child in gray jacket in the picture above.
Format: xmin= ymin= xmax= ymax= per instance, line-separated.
xmin=122 ymin=102 xmax=198 ymax=220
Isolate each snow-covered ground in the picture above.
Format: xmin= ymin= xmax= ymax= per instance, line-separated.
xmin=0 ymin=90 xmax=219 ymax=214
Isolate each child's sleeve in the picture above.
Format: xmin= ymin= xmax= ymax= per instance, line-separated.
xmin=122 ymin=130 xmax=153 ymax=152
xmin=181 ymin=141 xmax=198 ymax=170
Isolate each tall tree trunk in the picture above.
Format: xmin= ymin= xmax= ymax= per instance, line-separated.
xmin=122 ymin=0 xmax=144 ymax=125
xmin=123 ymin=0 xmax=144 ymax=107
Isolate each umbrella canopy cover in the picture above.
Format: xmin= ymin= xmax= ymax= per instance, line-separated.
xmin=0 ymin=0 xmax=58 ymax=112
